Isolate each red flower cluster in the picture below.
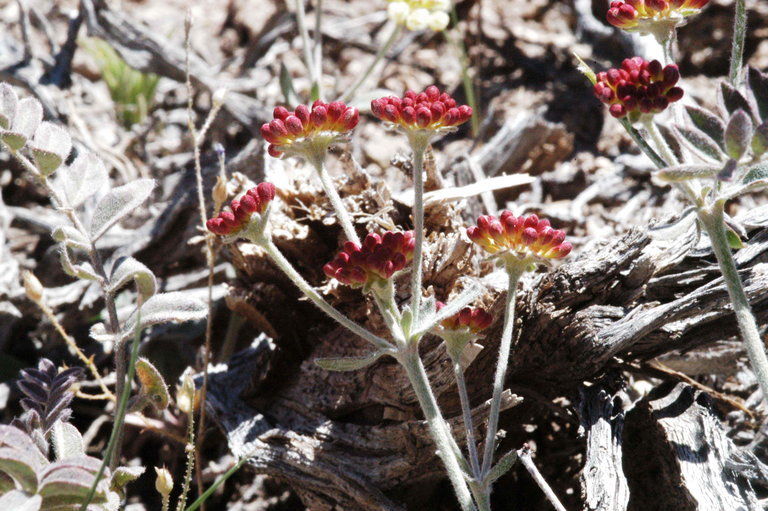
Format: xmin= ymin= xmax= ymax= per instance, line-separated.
xmin=260 ymin=101 xmax=359 ymax=157
xmin=371 ymin=86 xmax=472 ymax=131
xmin=206 ymin=183 xmax=276 ymax=236
xmin=607 ymin=0 xmax=709 ymax=31
xmin=467 ymin=212 xmax=572 ymax=260
xmin=593 ymin=57 xmax=683 ymax=119
xmin=436 ymin=302 xmax=493 ymax=333
xmin=324 ymin=231 xmax=416 ymax=287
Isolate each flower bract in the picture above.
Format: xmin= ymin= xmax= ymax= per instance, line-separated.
xmin=206 ymin=182 xmax=276 ymax=236
xmin=260 ymin=100 xmax=359 ymax=159
xmin=467 ymin=211 xmax=572 ymax=262
xmin=606 ymin=0 xmax=709 ymax=34
xmin=324 ymin=231 xmax=415 ymax=288
xmin=371 ymin=86 xmax=472 ymax=135
xmin=594 ymin=57 xmax=683 ymax=120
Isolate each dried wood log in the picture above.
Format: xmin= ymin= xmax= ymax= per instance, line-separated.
xmin=623 ymin=382 xmax=761 ymax=511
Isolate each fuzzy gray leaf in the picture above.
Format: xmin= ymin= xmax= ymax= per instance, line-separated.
xmin=51 ymin=226 xmax=90 ymax=250
xmin=89 ymin=179 xmax=154 ymax=241
xmin=0 ymin=447 xmax=39 ymax=494
xmin=0 ymin=84 xmax=18 ymax=130
xmin=111 ymin=466 xmax=144 ymax=489
xmin=674 ymin=125 xmax=724 ymax=162
xmin=0 ymin=425 xmax=47 ymax=467
xmin=685 ymin=105 xmax=726 ymax=149
xmin=724 ymin=110 xmax=753 ymax=160
xmin=38 ymin=466 xmax=107 ymax=506
xmin=0 ymin=491 xmax=41 ymax=511
xmin=315 ymin=351 xmax=389 ymax=372
xmin=60 ymin=153 xmax=108 ymax=208
xmin=1 ymin=98 xmax=42 ymax=151
xmin=747 ymin=67 xmax=768 ymax=122
xmin=752 ymin=122 xmax=768 ymax=157
xmin=108 ymin=257 xmax=157 ymax=302
xmin=487 ymin=449 xmax=519 ymax=483
xmin=656 ymin=164 xmax=720 ymax=182
xmin=720 ymin=82 xmax=754 ymax=120
xmin=51 ymin=422 xmax=84 ymax=461
xmin=30 ymin=123 xmax=71 ymax=176
xmin=742 ymin=161 xmax=768 ymax=184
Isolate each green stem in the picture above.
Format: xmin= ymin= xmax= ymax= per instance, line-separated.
xmin=480 ymin=263 xmax=524 ymax=477
xmin=619 ymin=118 xmax=667 ymax=169
xmin=259 ymin=238 xmax=392 ymax=351
xmin=339 ymin=23 xmax=402 ymax=103
xmin=80 ymin=305 xmax=144 ymax=511
xmin=296 ymin=0 xmax=319 ymax=99
xmin=729 ymin=0 xmax=747 ymax=85
xmin=698 ymin=204 xmax=768 ymax=405
xmin=313 ymin=0 xmax=323 ymax=100
xmin=185 ymin=456 xmax=249 ymax=511
xmin=399 ymin=348 xmax=478 ymax=511
xmin=409 ymin=137 xmax=429 ymax=332
xmin=643 ymin=118 xmax=678 ymax=166
xmin=453 ymin=360 xmax=481 ymax=478
xmin=312 ymin=157 xmax=360 ymax=244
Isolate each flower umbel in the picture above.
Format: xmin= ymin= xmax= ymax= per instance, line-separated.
xmin=436 ymin=302 xmax=493 ymax=334
xmin=607 ymin=0 xmax=709 ymax=33
xmin=324 ymin=231 xmax=415 ymax=288
xmin=261 ymin=100 xmax=360 ymax=159
xmin=371 ymin=86 xmax=472 ymax=134
xmin=467 ymin=211 xmax=572 ymax=261
xmin=206 ymin=182 xmax=276 ymax=236
xmin=594 ymin=57 xmax=683 ymax=120
xmin=387 ymin=0 xmax=451 ymax=32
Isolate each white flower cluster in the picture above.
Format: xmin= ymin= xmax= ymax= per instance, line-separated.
xmin=387 ymin=0 xmax=451 ymax=32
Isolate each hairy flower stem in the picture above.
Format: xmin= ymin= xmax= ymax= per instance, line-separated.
xmin=176 ymin=407 xmax=197 ymax=511
xmin=643 ymin=118 xmax=678 ymax=166
xmin=311 ymin=156 xmax=360 ymax=244
xmin=618 ymin=118 xmax=666 ymax=169
xmin=481 ymin=263 xmax=524 ymax=478
xmin=699 ymin=204 xmax=768 ymax=405
xmin=453 ymin=361 xmax=481 ymax=478
xmin=408 ymin=137 xmax=429 ymax=330
xmin=340 ymin=23 xmax=402 ymax=103
xmin=729 ymin=0 xmax=747 ymax=85
xmin=399 ymin=347 xmax=478 ymax=511
xmin=518 ymin=445 xmax=567 ymax=511
xmin=258 ymin=236 xmax=394 ymax=350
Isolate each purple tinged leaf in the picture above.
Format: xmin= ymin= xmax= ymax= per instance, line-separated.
xmin=747 ymin=67 xmax=768 ymax=122
xmin=717 ymin=159 xmax=737 ymax=182
xmin=752 ymin=122 xmax=768 ymax=157
xmin=720 ymin=82 xmax=755 ymax=121
xmin=674 ymin=125 xmax=724 ymax=162
xmin=17 ymin=379 xmax=48 ymax=403
xmin=724 ymin=110 xmax=753 ymax=160
xmin=89 ymin=179 xmax=155 ymax=241
xmin=685 ymin=105 xmax=726 ymax=149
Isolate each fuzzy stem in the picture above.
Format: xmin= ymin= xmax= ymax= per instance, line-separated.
xmin=80 ymin=302 xmax=144 ymax=511
xmin=698 ymin=204 xmax=768 ymax=406
xmin=176 ymin=406 xmax=197 ymax=511
xmin=453 ymin=361 xmax=481 ymax=478
xmin=481 ymin=263 xmax=524 ymax=477
xmin=296 ymin=0 xmax=319 ymax=99
xmin=518 ymin=445 xmax=567 ymax=511
xmin=311 ymin=156 xmax=360 ymax=244
xmin=618 ymin=118 xmax=667 ymax=168
xmin=643 ymin=118 xmax=678 ymax=166
xmin=408 ymin=137 xmax=429 ymax=331
xmin=340 ymin=23 xmax=401 ymax=103
xmin=399 ymin=348 xmax=478 ymax=511
xmin=729 ymin=0 xmax=747 ymax=85
xmin=371 ymin=282 xmax=406 ymax=344
xmin=259 ymin=237 xmax=393 ymax=351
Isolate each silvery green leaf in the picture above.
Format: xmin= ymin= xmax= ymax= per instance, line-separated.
xmin=742 ymin=161 xmax=768 ymax=184
xmin=0 ymin=447 xmax=39 ymax=494
xmin=51 ymin=226 xmax=90 ymax=250
xmin=1 ymin=98 xmax=42 ymax=151
xmin=0 ymin=83 xmax=18 ymax=130
xmin=487 ymin=449 xmax=519 ymax=483
xmin=108 ymin=256 xmax=157 ymax=301
xmin=656 ymin=164 xmax=719 ymax=182
xmin=111 ymin=466 xmax=144 ymax=489
xmin=279 ymin=62 xmax=300 ymax=107
xmin=60 ymin=152 xmax=108 ymax=207
xmin=0 ymin=491 xmax=41 ymax=511
xmin=722 ymin=179 xmax=768 ymax=201
xmin=720 ymin=82 xmax=754 ymax=120
xmin=724 ymin=110 xmax=753 ymax=161
xmin=115 ymin=292 xmax=206 ymax=343
xmin=413 ymin=280 xmax=484 ymax=337
xmin=747 ymin=67 xmax=768 ymax=122
xmin=685 ymin=105 xmax=726 ymax=149
xmin=89 ymin=179 xmax=154 ymax=241
xmin=752 ymin=122 xmax=768 ymax=157
xmin=38 ymin=465 xmax=107 ymax=505
xmin=59 ymin=248 xmax=99 ymax=281
xmin=315 ymin=350 xmax=389 ymax=371
xmin=399 ymin=306 xmax=413 ymax=339
xmin=51 ymin=422 xmax=84 ymax=461
xmin=725 ymin=226 xmax=744 ymax=249
xmin=30 ymin=122 xmax=71 ymax=176
xmin=674 ymin=125 xmax=723 ymax=162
